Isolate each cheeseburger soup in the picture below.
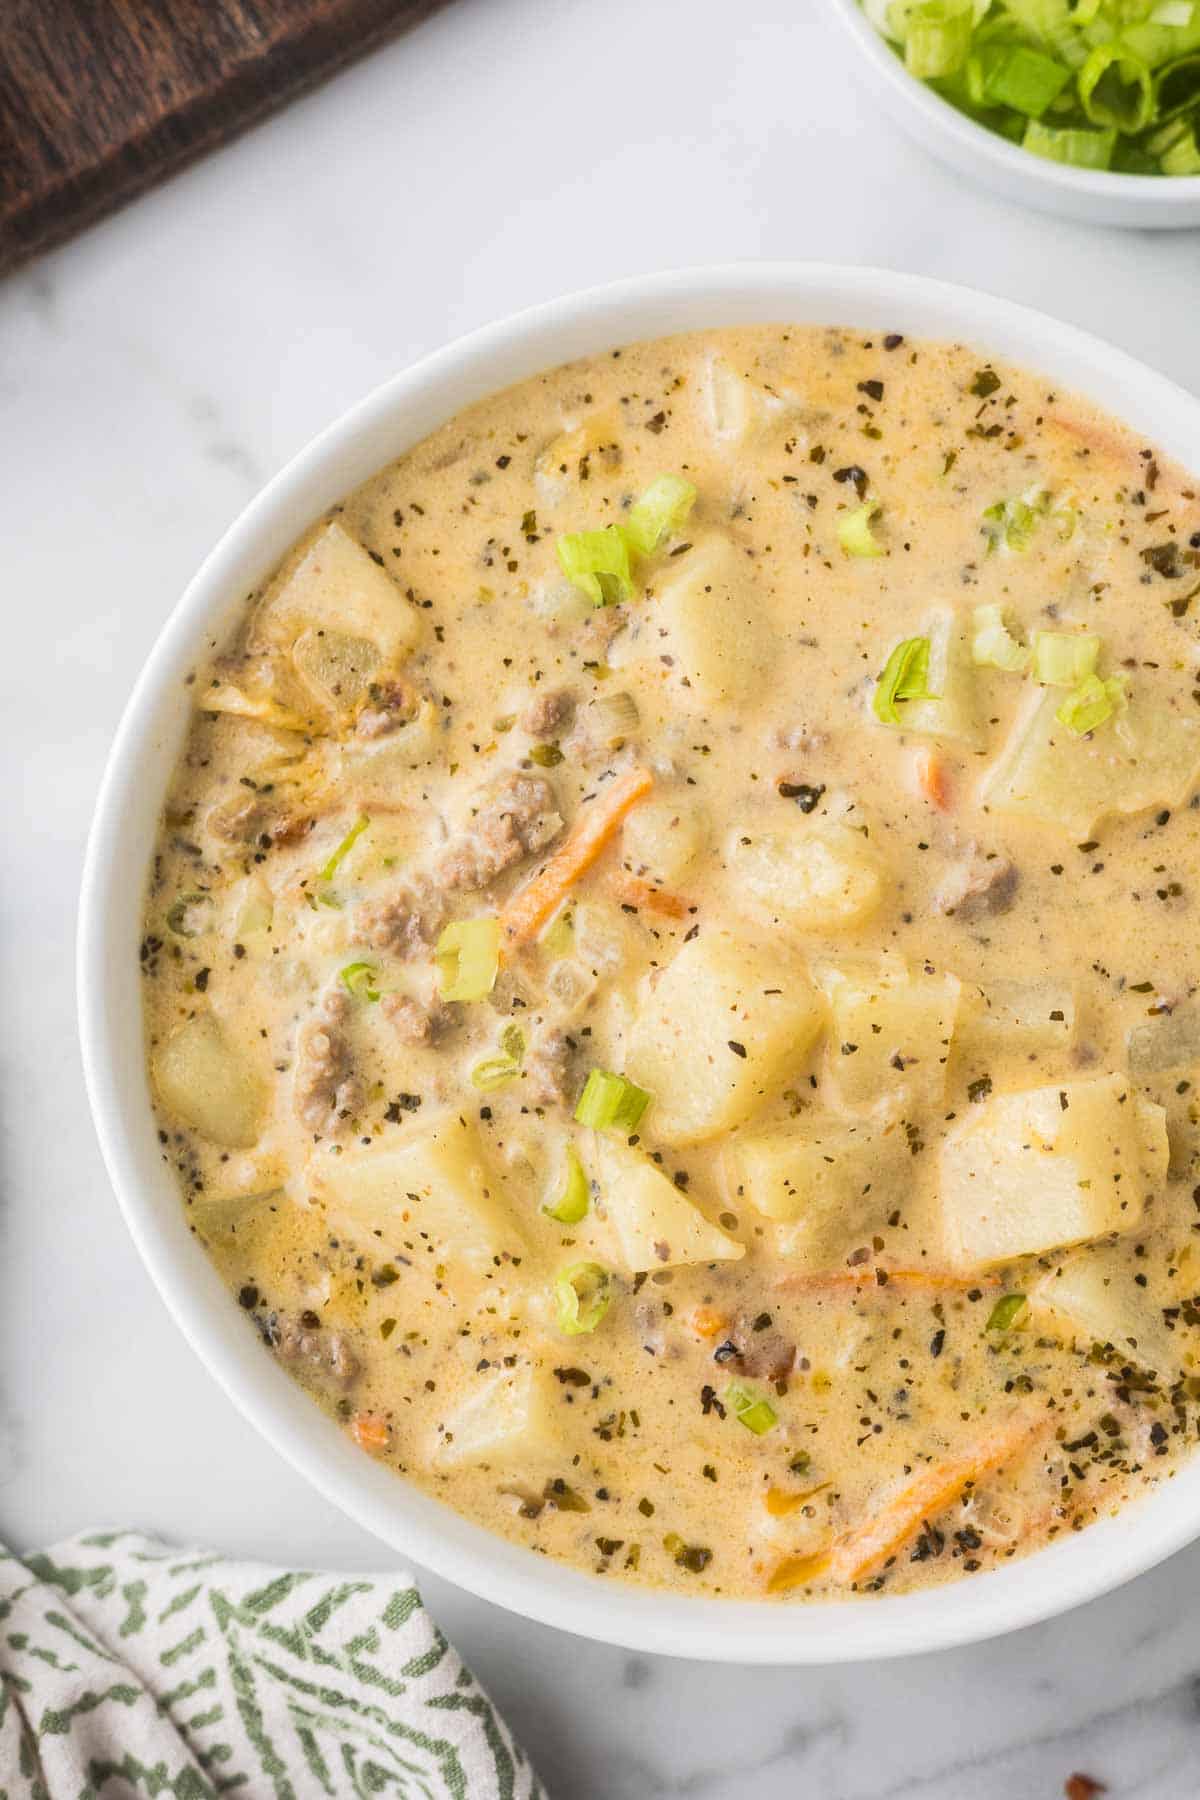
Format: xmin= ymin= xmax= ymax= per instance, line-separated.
xmin=143 ymin=327 xmax=1200 ymax=1600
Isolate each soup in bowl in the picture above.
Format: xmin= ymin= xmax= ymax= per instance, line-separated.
xmin=80 ymin=266 xmax=1200 ymax=1660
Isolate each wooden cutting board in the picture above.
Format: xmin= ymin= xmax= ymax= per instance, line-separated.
xmin=0 ymin=0 xmax=448 ymax=277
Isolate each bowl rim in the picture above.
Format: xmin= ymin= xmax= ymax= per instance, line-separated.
xmin=826 ymin=0 xmax=1200 ymax=203
xmin=78 ymin=260 xmax=1200 ymax=1663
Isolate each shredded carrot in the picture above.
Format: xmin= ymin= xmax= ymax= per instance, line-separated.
xmin=688 ymin=1305 xmax=729 ymax=1340
xmin=609 ymin=872 xmax=690 ymax=919
xmin=766 ymin=1550 xmax=831 ymax=1595
xmin=827 ymin=1410 xmax=1046 ymax=1586
xmin=349 ymin=1412 xmax=391 ymax=1454
xmin=915 ymin=748 xmax=949 ymax=810
xmin=764 ymin=1482 xmax=830 ymax=1518
xmin=501 ymin=766 xmax=653 ymax=949
xmin=778 ymin=1266 xmax=1000 ymax=1298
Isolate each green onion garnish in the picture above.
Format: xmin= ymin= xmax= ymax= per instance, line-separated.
xmin=470 ymin=1023 xmax=525 ymax=1090
xmin=543 ymin=1146 xmax=590 ymax=1225
xmin=861 ymin=0 xmax=1200 ymax=177
xmin=574 ymin=1068 xmax=652 ymax=1134
xmin=553 ymin=1262 xmax=612 ymax=1336
xmin=982 ymin=495 xmax=1039 ymax=554
xmin=837 ymin=501 xmax=886 ymax=559
xmin=318 ymin=815 xmax=370 ymax=885
xmin=872 ymin=634 xmax=935 ymax=725
xmin=986 ymin=1293 xmax=1028 ymax=1332
xmin=624 ymin=474 xmax=698 ymax=557
xmin=1033 ymin=630 xmax=1100 ymax=687
xmin=556 ymin=526 xmax=635 ymax=607
xmin=434 ymin=916 xmax=501 ymax=1003
xmin=1056 ymin=671 xmax=1127 ymax=736
xmin=166 ymin=891 xmax=213 ymax=938
xmin=972 ymin=603 xmax=1030 ymax=673
xmin=340 ymin=961 xmax=381 ymax=1002
xmin=723 ymin=1381 xmax=778 ymax=1435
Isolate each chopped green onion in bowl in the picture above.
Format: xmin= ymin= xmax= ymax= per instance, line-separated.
xmin=574 ymin=1068 xmax=652 ymax=1133
xmin=859 ymin=0 xmax=1200 ymax=175
xmin=553 ymin=1262 xmax=612 ymax=1336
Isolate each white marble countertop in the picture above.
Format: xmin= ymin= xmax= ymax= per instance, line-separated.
xmin=3 ymin=0 xmax=1199 ymax=1792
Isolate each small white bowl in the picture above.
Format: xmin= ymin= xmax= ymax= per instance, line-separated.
xmin=80 ymin=263 xmax=1200 ymax=1662
xmin=828 ymin=0 xmax=1200 ymax=228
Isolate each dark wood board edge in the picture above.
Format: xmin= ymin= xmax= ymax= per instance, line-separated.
xmin=0 ymin=0 xmax=449 ymax=280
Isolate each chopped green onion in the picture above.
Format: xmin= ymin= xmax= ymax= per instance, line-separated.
xmin=972 ymin=603 xmax=1030 ymax=673
xmin=624 ymin=474 xmax=698 ymax=556
xmin=543 ymin=1146 xmax=590 ymax=1225
xmin=553 ymin=1262 xmax=612 ymax=1336
xmin=1032 ymin=631 xmax=1100 ymax=687
xmin=1151 ymin=0 xmax=1195 ymax=25
xmin=837 ymin=501 xmax=885 ymax=558
xmin=1056 ymin=672 xmax=1127 ymax=736
xmin=166 ymin=891 xmax=213 ymax=938
xmin=723 ymin=1381 xmax=779 ymax=1435
xmin=905 ymin=0 xmax=974 ymax=76
xmin=434 ymin=916 xmax=501 ymax=1002
xmin=1023 ymin=118 xmax=1117 ymax=167
xmin=556 ymin=526 xmax=634 ymax=607
xmin=872 ymin=635 xmax=935 ymax=725
xmin=1079 ymin=42 xmax=1156 ymax=133
xmin=500 ymin=1023 xmax=525 ymax=1061
xmin=982 ymin=495 xmax=1039 ymax=554
xmin=318 ymin=815 xmax=370 ymax=885
xmin=1156 ymin=52 xmax=1200 ymax=123
xmin=986 ymin=1293 xmax=1028 ymax=1331
xmin=1160 ymin=118 xmax=1200 ymax=171
xmin=574 ymin=1068 xmax=652 ymax=1133
xmin=977 ymin=42 xmax=1072 ymax=115
xmin=340 ymin=960 xmax=381 ymax=1002
xmin=540 ymin=907 xmax=575 ymax=959
xmin=470 ymin=1055 xmax=519 ymax=1091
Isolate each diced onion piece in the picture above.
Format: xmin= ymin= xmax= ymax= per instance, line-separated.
xmin=553 ymin=1262 xmax=612 ymax=1336
xmin=724 ymin=1381 xmax=778 ymax=1435
xmin=1055 ymin=672 xmax=1126 ymax=737
xmin=434 ymin=916 xmax=501 ymax=1002
xmin=1079 ymin=42 xmax=1155 ymax=133
xmin=574 ymin=1068 xmax=652 ymax=1133
xmin=543 ymin=1146 xmax=590 ymax=1224
xmin=873 ymin=635 xmax=934 ymax=724
xmin=340 ymin=960 xmax=380 ymax=1002
xmin=971 ymin=604 xmax=1030 ymax=673
xmin=1023 ymin=119 xmax=1116 ymax=168
xmin=1032 ymin=630 xmax=1099 ymax=687
xmin=838 ymin=501 xmax=885 ymax=559
xmin=624 ymin=474 xmax=698 ymax=556
xmin=469 ymin=1055 xmax=520 ymax=1091
xmin=166 ymin=891 xmax=213 ymax=938
xmin=556 ymin=525 xmax=634 ymax=607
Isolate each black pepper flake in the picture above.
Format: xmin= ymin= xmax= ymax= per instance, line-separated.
xmin=857 ymin=379 xmax=885 ymax=402
xmin=238 ymin=1285 xmax=259 ymax=1309
xmin=967 ymin=1075 xmax=992 ymax=1103
xmin=929 ymin=1329 xmax=946 ymax=1358
xmin=194 ymin=967 xmax=210 ymax=992
xmin=883 ymin=333 xmax=904 ymax=351
xmin=728 ymin=1040 xmax=748 ymax=1058
xmin=778 ymin=780 xmax=825 ymax=813
xmin=833 ymin=464 xmax=869 ymax=499
xmin=700 ymin=1384 xmax=727 ymax=1418
xmin=970 ymin=368 xmax=1001 ymax=398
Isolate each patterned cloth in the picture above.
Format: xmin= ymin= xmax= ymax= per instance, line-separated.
xmin=0 ymin=1532 xmax=545 ymax=1798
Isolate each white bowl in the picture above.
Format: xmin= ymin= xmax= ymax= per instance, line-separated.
xmin=79 ymin=262 xmax=1200 ymax=1662
xmin=828 ymin=0 xmax=1200 ymax=228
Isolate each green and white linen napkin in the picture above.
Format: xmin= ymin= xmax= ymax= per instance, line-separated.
xmin=0 ymin=1531 xmax=546 ymax=1798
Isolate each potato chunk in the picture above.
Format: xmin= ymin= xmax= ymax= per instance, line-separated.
xmin=153 ymin=1013 xmax=268 ymax=1149
xmin=704 ymin=355 xmax=802 ymax=448
xmin=251 ymin=521 xmax=421 ymax=668
xmin=818 ymin=960 xmax=960 ymax=1109
xmin=731 ymin=819 xmax=885 ymax=934
xmin=727 ymin=1119 xmax=895 ymax=1267
xmin=621 ymin=794 xmax=707 ymax=886
xmin=596 ymin=1137 xmax=743 ymax=1271
xmin=982 ymin=682 xmax=1200 ymax=837
xmin=1031 ymin=1242 xmax=1184 ymax=1379
xmin=940 ymin=1074 xmax=1167 ymax=1269
xmin=647 ymin=535 xmax=772 ymax=712
xmin=306 ymin=1114 xmax=524 ymax=1273
xmin=877 ymin=607 xmax=981 ymax=748
xmin=956 ymin=979 xmax=1077 ymax=1067
xmin=430 ymin=1362 xmax=561 ymax=1470
xmin=626 ymin=929 xmax=826 ymax=1145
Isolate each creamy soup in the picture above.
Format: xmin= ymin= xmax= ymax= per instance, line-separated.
xmin=143 ymin=326 xmax=1200 ymax=1601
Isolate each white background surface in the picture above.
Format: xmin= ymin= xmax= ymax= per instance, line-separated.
xmin=4 ymin=1 xmax=1200 ymax=1793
